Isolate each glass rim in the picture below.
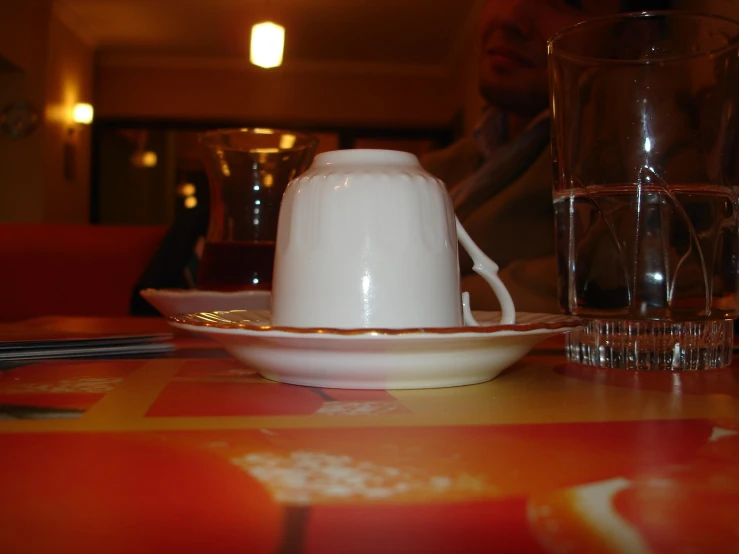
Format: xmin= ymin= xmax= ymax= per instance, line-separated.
xmin=199 ymin=127 xmax=319 ymax=151
xmin=548 ymin=10 xmax=739 ymax=66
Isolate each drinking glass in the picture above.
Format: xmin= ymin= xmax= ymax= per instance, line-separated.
xmin=549 ymin=12 xmax=739 ymax=370
xmin=198 ymin=128 xmax=318 ymax=291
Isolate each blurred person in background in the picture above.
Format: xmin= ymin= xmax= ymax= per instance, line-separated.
xmin=422 ymin=0 xmax=674 ymax=313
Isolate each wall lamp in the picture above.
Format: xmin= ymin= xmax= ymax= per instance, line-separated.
xmin=72 ymin=102 xmax=94 ymax=125
xmin=64 ymin=103 xmax=94 ymax=181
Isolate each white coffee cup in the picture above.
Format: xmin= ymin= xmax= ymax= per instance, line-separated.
xmin=271 ymin=149 xmax=515 ymax=329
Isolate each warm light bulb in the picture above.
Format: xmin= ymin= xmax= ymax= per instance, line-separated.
xmin=141 ymin=151 xmax=158 ymax=167
xmin=178 ymin=183 xmax=196 ymax=196
xmin=250 ymin=22 xmax=285 ymax=69
xmin=131 ymin=151 xmax=158 ymax=168
xmin=72 ymin=103 xmax=94 ymax=124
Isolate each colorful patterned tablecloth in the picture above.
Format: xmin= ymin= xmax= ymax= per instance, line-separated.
xmin=0 ymin=317 xmax=737 ymax=554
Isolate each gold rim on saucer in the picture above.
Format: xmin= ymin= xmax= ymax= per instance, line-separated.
xmin=169 ymin=310 xmax=583 ymax=336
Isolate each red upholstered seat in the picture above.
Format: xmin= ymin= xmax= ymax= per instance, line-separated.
xmin=0 ymin=224 xmax=167 ymax=321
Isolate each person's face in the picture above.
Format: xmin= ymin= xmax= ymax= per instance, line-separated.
xmin=479 ymin=0 xmax=621 ymax=116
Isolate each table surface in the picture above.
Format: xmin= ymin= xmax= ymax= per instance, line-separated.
xmin=1 ymin=316 xmax=737 ymax=554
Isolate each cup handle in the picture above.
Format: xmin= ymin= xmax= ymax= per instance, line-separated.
xmin=456 ymin=218 xmax=516 ymax=326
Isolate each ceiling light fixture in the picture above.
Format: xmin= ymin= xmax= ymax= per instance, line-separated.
xmin=250 ymin=21 xmax=285 ymax=69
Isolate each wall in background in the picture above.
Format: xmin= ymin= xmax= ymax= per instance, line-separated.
xmin=0 ymin=2 xmax=93 ymax=223
xmin=0 ymin=1 xmax=50 ymax=222
xmin=0 ymin=1 xmax=35 ymax=72
xmin=95 ymin=63 xmax=459 ymax=129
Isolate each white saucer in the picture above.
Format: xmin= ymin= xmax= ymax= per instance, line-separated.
xmin=169 ymin=310 xmax=581 ymax=390
xmin=140 ymin=289 xmax=271 ymax=317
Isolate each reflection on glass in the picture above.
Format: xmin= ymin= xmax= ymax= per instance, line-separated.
xmin=279 ymin=134 xmax=296 ymax=149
